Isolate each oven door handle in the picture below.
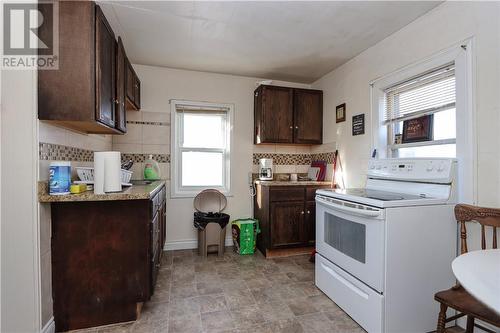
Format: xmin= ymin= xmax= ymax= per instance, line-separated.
xmin=316 ymin=196 xmax=382 ymax=218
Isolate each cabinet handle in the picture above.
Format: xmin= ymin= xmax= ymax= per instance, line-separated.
xmin=301 ymin=211 xmax=305 ymax=215
xmin=289 ymin=126 xmax=293 ymax=129
xmin=295 ymin=126 xmax=299 ymax=129
xmin=307 ymin=210 xmax=311 ymax=214
xmin=114 ymin=99 xmax=119 ymax=105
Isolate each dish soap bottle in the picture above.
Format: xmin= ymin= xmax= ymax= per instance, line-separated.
xmin=144 ymin=155 xmax=160 ymax=180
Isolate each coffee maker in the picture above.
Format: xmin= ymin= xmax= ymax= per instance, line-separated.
xmin=259 ymin=158 xmax=273 ymax=180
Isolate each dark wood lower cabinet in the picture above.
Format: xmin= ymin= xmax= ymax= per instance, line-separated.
xmin=270 ymin=201 xmax=304 ymax=248
xmin=305 ymin=201 xmax=316 ymax=245
xmin=51 ymin=185 xmax=166 ymax=331
xmin=254 ymin=184 xmax=329 ymax=256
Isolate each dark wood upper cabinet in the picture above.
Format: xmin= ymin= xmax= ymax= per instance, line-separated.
xmin=115 ymin=37 xmax=127 ymax=133
xmin=254 ymin=85 xmax=323 ymax=144
xmin=293 ymin=89 xmax=323 ymax=144
xmin=254 ymin=85 xmax=294 ymax=144
xmin=38 ymin=2 xmax=138 ymax=134
xmin=125 ymin=57 xmax=141 ymax=111
xmin=95 ymin=6 xmax=116 ymax=128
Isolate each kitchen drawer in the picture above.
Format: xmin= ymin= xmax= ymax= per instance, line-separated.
xmin=306 ymin=186 xmax=329 ymax=201
xmin=315 ymin=254 xmax=383 ymax=333
xmin=270 ymin=187 xmax=305 ymax=202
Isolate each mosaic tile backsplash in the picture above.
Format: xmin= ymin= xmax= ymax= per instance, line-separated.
xmin=39 ymin=143 xmax=94 ymax=162
xmin=253 ymin=151 xmax=335 ymax=165
xmin=39 ymin=142 xmax=170 ymax=163
xmin=40 ymin=142 xmax=332 ymax=168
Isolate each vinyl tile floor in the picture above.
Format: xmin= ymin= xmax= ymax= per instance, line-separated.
xmin=71 ymin=248 xmax=366 ymax=333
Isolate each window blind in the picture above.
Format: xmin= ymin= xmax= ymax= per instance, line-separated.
xmin=384 ymin=63 xmax=455 ymax=123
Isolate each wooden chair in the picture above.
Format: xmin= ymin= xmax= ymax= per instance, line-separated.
xmin=434 ymin=204 xmax=500 ymax=333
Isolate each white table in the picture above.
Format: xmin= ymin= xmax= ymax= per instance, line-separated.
xmin=452 ymin=249 xmax=500 ymax=315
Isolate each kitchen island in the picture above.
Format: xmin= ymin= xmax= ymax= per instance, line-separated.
xmin=39 ymin=181 xmax=166 ymax=331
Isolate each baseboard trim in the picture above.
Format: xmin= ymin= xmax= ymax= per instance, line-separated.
xmin=164 ymin=238 xmax=233 ymax=251
xmin=41 ymin=317 xmax=55 ymax=333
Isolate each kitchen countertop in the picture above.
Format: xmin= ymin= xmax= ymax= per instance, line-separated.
xmin=38 ymin=180 xmax=166 ymax=203
xmin=254 ymin=180 xmax=332 ymax=186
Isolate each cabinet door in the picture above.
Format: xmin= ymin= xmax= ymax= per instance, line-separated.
xmin=270 ymin=201 xmax=305 ymax=248
xmin=293 ymin=89 xmax=323 ymax=144
xmin=115 ymin=37 xmax=127 ymax=133
xmin=305 ymin=201 xmax=316 ymax=245
xmin=255 ymin=86 xmax=293 ymax=144
xmin=134 ymin=76 xmax=141 ymax=109
xmin=125 ymin=58 xmax=135 ymax=106
xmin=95 ymin=6 xmax=116 ymax=128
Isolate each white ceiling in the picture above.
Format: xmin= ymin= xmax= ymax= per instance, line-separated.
xmin=100 ymin=1 xmax=441 ymax=83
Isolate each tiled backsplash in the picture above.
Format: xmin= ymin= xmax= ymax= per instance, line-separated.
xmin=252 ymin=151 xmax=335 ymax=165
xmin=39 ymin=142 xmax=94 ymax=162
xmin=39 ymin=142 xmax=170 ymax=164
xmin=121 ymin=153 xmax=170 ymax=163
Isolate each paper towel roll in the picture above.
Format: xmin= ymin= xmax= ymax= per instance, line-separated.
xmin=94 ymin=151 xmax=121 ymax=194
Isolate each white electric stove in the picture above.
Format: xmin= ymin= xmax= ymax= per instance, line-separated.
xmin=315 ymin=158 xmax=458 ymax=333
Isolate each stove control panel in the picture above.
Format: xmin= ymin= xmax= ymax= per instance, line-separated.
xmin=367 ymin=158 xmax=456 ymax=183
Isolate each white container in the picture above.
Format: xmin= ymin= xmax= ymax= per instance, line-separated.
xmin=94 ymin=152 xmax=122 ymax=194
xmin=49 ymin=161 xmax=71 ymax=195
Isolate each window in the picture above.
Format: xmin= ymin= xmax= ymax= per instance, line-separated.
xmin=171 ymin=100 xmax=233 ymax=197
xmin=384 ymin=64 xmax=456 ymax=158
xmin=371 ymin=41 xmax=475 ymax=203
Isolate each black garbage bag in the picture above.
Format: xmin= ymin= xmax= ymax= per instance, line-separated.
xmin=193 ymin=211 xmax=230 ymax=231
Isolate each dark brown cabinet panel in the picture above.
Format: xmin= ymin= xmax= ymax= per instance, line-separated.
xmin=115 ymin=37 xmax=127 ymax=133
xmin=254 ymin=184 xmax=329 ymax=256
xmin=293 ymin=89 xmax=323 ymax=144
xmin=254 ymin=85 xmax=293 ymax=144
xmin=95 ymin=6 xmax=116 ymax=128
xmin=305 ymin=201 xmax=316 ymax=245
xmin=254 ymin=85 xmax=323 ymax=144
xmin=125 ymin=57 xmax=141 ymax=110
xmin=51 ymin=185 xmax=166 ymax=331
xmin=270 ymin=201 xmax=304 ymax=248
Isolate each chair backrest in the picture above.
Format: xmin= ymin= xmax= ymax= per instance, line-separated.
xmin=455 ymin=204 xmax=500 ymax=254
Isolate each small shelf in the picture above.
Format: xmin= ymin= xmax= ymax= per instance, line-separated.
xmin=389 ymin=138 xmax=456 ymax=150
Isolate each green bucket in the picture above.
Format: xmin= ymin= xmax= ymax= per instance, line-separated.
xmin=231 ymin=218 xmax=260 ymax=255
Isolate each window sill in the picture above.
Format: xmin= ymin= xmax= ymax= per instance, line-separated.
xmin=389 ymin=138 xmax=456 ymax=150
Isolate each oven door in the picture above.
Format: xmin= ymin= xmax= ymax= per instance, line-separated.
xmin=316 ymin=195 xmax=385 ymax=292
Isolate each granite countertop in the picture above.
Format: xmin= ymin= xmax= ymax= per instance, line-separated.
xmin=254 ymin=180 xmax=332 ymax=186
xmin=38 ymin=180 xmax=166 ymax=203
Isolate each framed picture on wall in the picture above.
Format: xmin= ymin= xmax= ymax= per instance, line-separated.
xmin=336 ymin=103 xmax=346 ymax=123
xmin=402 ymin=115 xmax=434 ymax=143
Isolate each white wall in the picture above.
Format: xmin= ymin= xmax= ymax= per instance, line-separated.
xmin=313 ymin=1 xmax=500 ymax=206
xmin=116 ymin=65 xmax=310 ymax=249
xmin=1 ymin=70 xmax=40 ymax=332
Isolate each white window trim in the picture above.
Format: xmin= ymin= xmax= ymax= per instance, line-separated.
xmin=170 ymin=99 xmax=234 ymax=198
xmin=370 ymin=38 xmax=477 ymax=204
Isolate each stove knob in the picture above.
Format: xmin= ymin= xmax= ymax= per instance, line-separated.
xmin=426 ymin=164 xmax=434 ymax=171
xmin=437 ymin=164 xmax=445 ymax=172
